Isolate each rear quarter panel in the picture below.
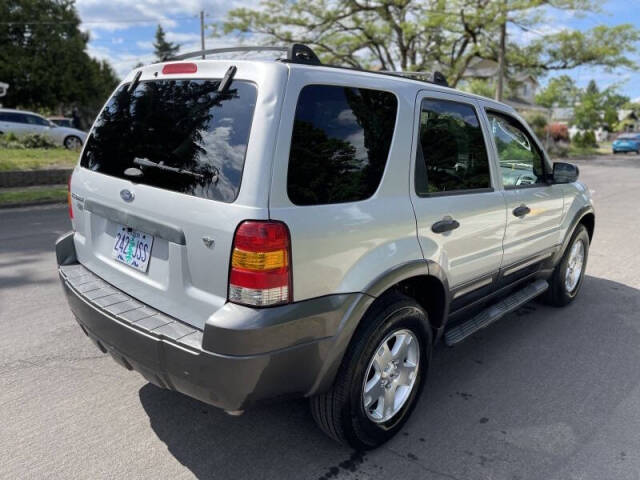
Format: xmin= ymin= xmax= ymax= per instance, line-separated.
xmin=268 ymin=67 xmax=423 ymax=300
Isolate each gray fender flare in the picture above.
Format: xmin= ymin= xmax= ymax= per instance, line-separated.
xmin=307 ymin=259 xmax=450 ymax=396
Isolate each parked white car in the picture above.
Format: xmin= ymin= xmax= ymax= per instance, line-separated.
xmin=0 ymin=108 xmax=86 ymax=149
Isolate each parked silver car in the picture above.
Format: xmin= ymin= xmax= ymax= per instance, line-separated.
xmin=0 ymin=108 xmax=86 ymax=149
xmin=56 ymin=45 xmax=594 ymax=449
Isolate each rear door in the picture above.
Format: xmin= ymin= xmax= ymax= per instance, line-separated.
xmin=1 ymin=112 xmax=30 ymax=137
xmin=410 ymin=92 xmax=507 ymax=308
xmin=483 ymin=109 xmax=565 ymax=276
xmin=70 ymin=61 xmax=288 ymax=329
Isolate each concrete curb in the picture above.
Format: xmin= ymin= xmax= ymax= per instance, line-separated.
xmin=0 ymin=198 xmax=66 ymax=209
xmin=0 ymin=168 xmax=73 ymax=188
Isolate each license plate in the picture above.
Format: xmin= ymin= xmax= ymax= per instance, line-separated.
xmin=112 ymin=225 xmax=154 ymax=272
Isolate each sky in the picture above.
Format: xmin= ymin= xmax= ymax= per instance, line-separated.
xmin=76 ymin=0 xmax=640 ymax=101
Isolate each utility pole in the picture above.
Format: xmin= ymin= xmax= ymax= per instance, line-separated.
xmin=495 ymin=3 xmax=507 ymax=102
xmin=200 ymin=10 xmax=205 ymax=59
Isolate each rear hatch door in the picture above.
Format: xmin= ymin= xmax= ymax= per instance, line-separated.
xmin=70 ymin=61 xmax=287 ymax=329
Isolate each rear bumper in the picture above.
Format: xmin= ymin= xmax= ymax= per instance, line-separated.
xmin=56 ymin=232 xmax=373 ymax=411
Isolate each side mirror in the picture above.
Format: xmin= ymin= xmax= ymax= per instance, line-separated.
xmin=552 ymin=162 xmax=579 ymax=184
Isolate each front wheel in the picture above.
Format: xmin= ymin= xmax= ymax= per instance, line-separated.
xmin=310 ymin=292 xmax=432 ymax=449
xmin=543 ymin=225 xmax=590 ymax=306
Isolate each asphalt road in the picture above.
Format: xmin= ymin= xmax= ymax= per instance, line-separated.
xmin=1 ymin=154 xmax=640 ymax=480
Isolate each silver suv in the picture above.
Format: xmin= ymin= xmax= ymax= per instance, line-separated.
xmin=56 ymin=45 xmax=594 ymax=449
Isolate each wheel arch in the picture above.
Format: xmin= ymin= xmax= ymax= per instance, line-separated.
xmin=552 ymin=206 xmax=595 ymax=266
xmin=363 ymin=260 xmax=450 ymax=339
xmin=307 ymin=260 xmax=450 ymax=397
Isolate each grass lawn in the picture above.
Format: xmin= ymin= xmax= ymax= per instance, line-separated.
xmin=0 ymin=185 xmax=67 ymax=207
xmin=0 ymin=148 xmax=78 ymax=171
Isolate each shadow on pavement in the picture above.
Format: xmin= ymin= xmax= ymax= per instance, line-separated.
xmin=139 ymin=275 xmax=640 ymax=480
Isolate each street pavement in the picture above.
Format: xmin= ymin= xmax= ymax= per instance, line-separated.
xmin=1 ymin=154 xmax=640 ymax=480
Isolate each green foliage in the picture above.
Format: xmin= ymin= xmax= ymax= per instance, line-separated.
xmin=220 ymin=0 xmax=638 ymax=87
xmin=573 ymin=130 xmax=597 ymax=148
xmin=524 ymin=113 xmax=548 ymax=140
xmin=0 ymin=0 xmax=119 ymax=115
xmin=572 ymin=80 xmax=629 ymax=130
xmin=0 ymin=147 xmax=77 ymax=171
xmin=0 ymin=186 xmax=67 ymax=206
xmin=460 ymin=79 xmax=496 ymax=99
xmin=535 ymin=75 xmax=580 ymax=108
xmin=0 ymin=132 xmax=57 ymax=149
xmin=153 ymin=25 xmax=179 ymax=62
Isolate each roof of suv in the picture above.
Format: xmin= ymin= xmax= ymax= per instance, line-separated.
xmin=127 ymin=43 xmax=517 ymax=114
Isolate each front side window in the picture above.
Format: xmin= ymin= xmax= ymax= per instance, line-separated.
xmin=287 ymin=84 xmax=397 ymax=205
xmin=487 ymin=112 xmax=546 ymax=188
xmin=81 ymin=79 xmax=257 ymax=203
xmin=415 ymin=99 xmax=491 ymax=195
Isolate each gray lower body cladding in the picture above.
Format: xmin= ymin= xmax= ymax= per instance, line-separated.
xmin=56 ymin=232 xmax=372 ymax=411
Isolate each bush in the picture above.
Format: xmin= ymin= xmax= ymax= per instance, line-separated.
xmin=0 ymin=132 xmax=57 ymax=149
xmin=526 ymin=114 xmax=548 ymax=140
xmin=21 ymin=134 xmax=58 ymax=149
xmin=545 ymin=123 xmax=569 ymax=142
xmin=572 ymin=130 xmax=598 ymax=149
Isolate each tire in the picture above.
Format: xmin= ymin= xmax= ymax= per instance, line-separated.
xmin=310 ymin=292 xmax=432 ymax=449
xmin=543 ymin=225 xmax=590 ymax=307
xmin=64 ymin=135 xmax=83 ymax=150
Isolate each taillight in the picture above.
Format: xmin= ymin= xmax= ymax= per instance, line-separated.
xmin=67 ymin=174 xmax=73 ymax=219
xmin=229 ymin=221 xmax=292 ymax=307
xmin=161 ymin=63 xmax=197 ymax=74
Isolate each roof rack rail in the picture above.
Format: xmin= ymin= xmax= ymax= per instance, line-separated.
xmin=380 ymin=70 xmax=449 ymax=87
xmin=171 ymin=43 xmax=321 ymax=65
xmin=170 ymin=43 xmax=449 ymax=87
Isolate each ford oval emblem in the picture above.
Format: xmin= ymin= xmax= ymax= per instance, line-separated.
xmin=120 ymin=189 xmax=135 ymax=202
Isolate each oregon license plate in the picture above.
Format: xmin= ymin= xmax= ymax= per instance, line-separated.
xmin=112 ymin=225 xmax=154 ymax=272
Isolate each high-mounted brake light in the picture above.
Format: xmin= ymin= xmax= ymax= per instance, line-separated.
xmin=229 ymin=221 xmax=292 ymax=307
xmin=67 ymin=174 xmax=73 ymax=219
xmin=161 ymin=63 xmax=198 ymax=74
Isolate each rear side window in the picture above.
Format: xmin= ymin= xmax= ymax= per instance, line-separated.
xmin=287 ymin=85 xmax=397 ymax=205
xmin=415 ymin=99 xmax=491 ymax=195
xmin=0 ymin=112 xmax=27 ymax=123
xmin=81 ymin=79 xmax=257 ymax=203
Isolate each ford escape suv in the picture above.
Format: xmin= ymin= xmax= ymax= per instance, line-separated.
xmin=56 ymin=44 xmax=595 ymax=449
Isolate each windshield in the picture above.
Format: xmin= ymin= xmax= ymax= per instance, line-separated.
xmin=81 ymin=79 xmax=257 ymax=203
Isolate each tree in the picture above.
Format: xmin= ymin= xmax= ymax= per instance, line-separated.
xmin=153 ymin=25 xmax=179 ymax=62
xmin=221 ymin=0 xmax=639 ymax=88
xmin=572 ymin=80 xmax=629 ymax=130
xmin=535 ymin=75 xmax=580 ymax=108
xmin=0 ymin=0 xmax=119 ymax=115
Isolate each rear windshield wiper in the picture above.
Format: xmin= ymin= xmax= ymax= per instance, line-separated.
xmin=132 ymin=157 xmax=218 ymax=182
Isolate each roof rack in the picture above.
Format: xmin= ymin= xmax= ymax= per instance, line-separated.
xmin=171 ymin=43 xmax=449 ymax=87
xmin=172 ymin=44 xmax=321 ymax=65
xmin=380 ymin=70 xmax=449 ymax=87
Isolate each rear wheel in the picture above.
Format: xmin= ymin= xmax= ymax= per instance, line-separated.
xmin=310 ymin=292 xmax=432 ymax=449
xmin=543 ymin=225 xmax=589 ymax=306
xmin=64 ymin=135 xmax=82 ymax=150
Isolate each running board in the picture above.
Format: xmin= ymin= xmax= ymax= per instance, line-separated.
xmin=444 ymin=279 xmax=549 ymax=346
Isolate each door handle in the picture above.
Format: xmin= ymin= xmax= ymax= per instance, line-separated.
xmin=431 ymin=217 xmax=460 ymax=234
xmin=513 ymin=204 xmax=531 ymax=218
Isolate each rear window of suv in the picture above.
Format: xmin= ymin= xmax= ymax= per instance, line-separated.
xmin=81 ymin=79 xmax=257 ymax=203
xmin=287 ymin=84 xmax=397 ymax=205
